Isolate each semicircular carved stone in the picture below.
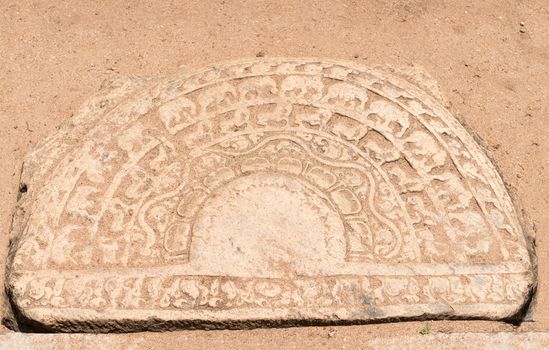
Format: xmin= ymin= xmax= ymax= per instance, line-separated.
xmin=5 ymin=58 xmax=535 ymax=331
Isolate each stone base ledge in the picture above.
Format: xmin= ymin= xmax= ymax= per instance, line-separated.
xmin=0 ymin=331 xmax=548 ymax=350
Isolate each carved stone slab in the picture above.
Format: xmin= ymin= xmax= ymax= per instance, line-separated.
xmin=5 ymin=58 xmax=534 ymax=331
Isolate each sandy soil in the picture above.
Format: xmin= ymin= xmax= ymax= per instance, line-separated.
xmin=0 ymin=0 xmax=547 ymax=344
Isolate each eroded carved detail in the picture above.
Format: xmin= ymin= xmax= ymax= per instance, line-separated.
xmin=7 ymin=58 xmax=534 ymax=330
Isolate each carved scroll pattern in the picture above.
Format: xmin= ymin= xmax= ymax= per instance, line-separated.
xmin=13 ymin=273 xmax=530 ymax=310
xmin=12 ymin=60 xmax=528 ymax=272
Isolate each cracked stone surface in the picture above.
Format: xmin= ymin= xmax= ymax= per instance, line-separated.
xmin=5 ymin=58 xmax=535 ymax=331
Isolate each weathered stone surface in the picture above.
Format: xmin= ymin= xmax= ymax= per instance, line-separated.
xmin=5 ymin=58 xmax=534 ymax=331
xmin=1 ymin=331 xmax=549 ymax=350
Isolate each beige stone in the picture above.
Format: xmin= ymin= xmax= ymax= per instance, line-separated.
xmin=5 ymin=58 xmax=535 ymax=331
xmin=1 ymin=331 xmax=549 ymax=350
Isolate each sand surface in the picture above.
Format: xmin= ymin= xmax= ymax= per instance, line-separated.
xmin=0 ymin=0 xmax=547 ymax=344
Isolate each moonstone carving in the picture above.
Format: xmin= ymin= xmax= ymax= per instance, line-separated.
xmin=5 ymin=58 xmax=534 ymax=331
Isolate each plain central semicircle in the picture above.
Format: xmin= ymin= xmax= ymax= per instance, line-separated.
xmin=187 ymin=172 xmax=347 ymax=278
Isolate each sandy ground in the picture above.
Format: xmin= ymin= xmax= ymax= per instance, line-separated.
xmin=0 ymin=0 xmax=547 ymax=345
